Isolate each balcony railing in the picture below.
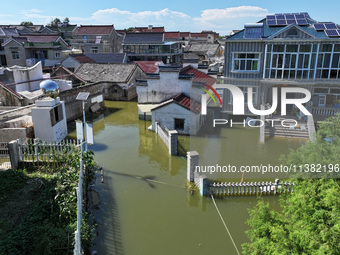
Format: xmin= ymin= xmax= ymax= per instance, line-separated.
xmin=310 ymin=106 xmax=340 ymax=116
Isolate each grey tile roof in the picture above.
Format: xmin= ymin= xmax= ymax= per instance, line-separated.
xmin=123 ymin=32 xmax=164 ymax=44
xmin=75 ymin=63 xmax=138 ymax=83
xmin=186 ymin=44 xmax=220 ymax=55
xmin=84 ymin=53 xmax=126 ymax=64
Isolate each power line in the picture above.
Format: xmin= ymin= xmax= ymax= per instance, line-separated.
xmin=211 ymin=194 xmax=241 ymax=255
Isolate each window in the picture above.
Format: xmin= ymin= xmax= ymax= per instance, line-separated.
xmin=287 ymin=29 xmax=298 ymax=37
xmin=91 ymin=47 xmax=98 ymax=53
xmin=232 ymin=53 xmax=260 ymax=72
xmin=174 ymin=119 xmax=185 ymax=130
xmin=50 ymin=104 xmax=64 ymax=126
xmin=55 ymin=52 xmax=61 ymax=58
xmin=11 ymin=51 xmax=20 ymax=59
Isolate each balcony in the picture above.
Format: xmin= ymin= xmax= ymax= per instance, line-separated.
xmin=310 ymin=106 xmax=340 ymax=116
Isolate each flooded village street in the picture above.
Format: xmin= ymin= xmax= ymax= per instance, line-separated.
xmin=81 ymin=101 xmax=306 ymax=255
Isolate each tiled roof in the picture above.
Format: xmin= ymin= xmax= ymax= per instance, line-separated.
xmin=180 ymin=65 xmax=216 ymax=87
xmin=75 ymin=63 xmax=138 ymax=83
xmin=191 ymin=33 xmax=208 ymax=37
xmin=174 ymin=93 xmax=201 ymax=114
xmin=25 ymin=35 xmax=60 ymax=43
xmin=134 ymin=61 xmax=163 ymax=73
xmin=76 ymin=25 xmax=113 ymax=35
xmin=183 ymin=52 xmax=200 ymax=60
xmin=186 ymin=43 xmax=220 ymax=55
xmin=151 ymin=93 xmax=201 ymax=114
xmin=134 ymin=26 xmax=164 ymax=33
xmin=0 ymin=81 xmax=23 ymax=99
xmin=85 ymin=53 xmax=126 ymax=64
xmin=70 ymin=54 xmax=95 ymax=63
xmin=123 ymin=32 xmax=164 ymax=44
xmin=180 ymin=32 xmax=190 ymax=37
xmin=164 ymin=32 xmax=179 ymax=39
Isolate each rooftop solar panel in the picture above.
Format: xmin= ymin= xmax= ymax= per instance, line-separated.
xmin=266 ymin=15 xmax=275 ymax=20
xmin=244 ymin=27 xmax=263 ymax=39
xmin=287 ymin=19 xmax=296 ymax=25
xmin=314 ymin=23 xmax=326 ymax=30
xmin=267 ymin=19 xmax=277 ymax=26
xmin=277 ymin=19 xmax=287 ymax=25
xmin=295 ymin=14 xmax=304 ymax=19
xmin=325 ymin=23 xmax=337 ymax=29
xmin=286 ymin=14 xmax=295 ymax=19
xmin=301 ymin=13 xmax=311 ymax=18
xmin=276 ymin=14 xmax=285 ymax=20
xmin=296 ymin=19 xmax=308 ymax=25
xmin=325 ymin=29 xmax=340 ymax=37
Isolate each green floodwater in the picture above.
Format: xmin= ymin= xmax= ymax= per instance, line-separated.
xmin=70 ymin=101 xmax=307 ymax=255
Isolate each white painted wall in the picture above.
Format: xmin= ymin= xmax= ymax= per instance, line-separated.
xmin=12 ymin=62 xmax=43 ymax=92
xmin=151 ymin=103 xmax=201 ymax=135
xmin=31 ymin=99 xmax=68 ymax=142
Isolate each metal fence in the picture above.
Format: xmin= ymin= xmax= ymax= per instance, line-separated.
xmin=17 ymin=138 xmax=81 ymax=162
xmin=0 ymin=142 xmax=9 ymax=162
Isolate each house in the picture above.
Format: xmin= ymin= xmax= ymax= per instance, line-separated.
xmin=61 ymin=53 xmax=127 ymax=71
xmin=75 ymin=63 xmax=145 ymax=101
xmin=0 ymin=27 xmax=20 ymax=66
xmin=70 ymin=25 xmax=123 ymax=53
xmin=122 ymin=32 xmax=183 ymax=64
xmin=190 ymin=31 xmax=219 ymax=44
xmin=185 ymin=43 xmax=223 ymax=64
xmin=151 ymin=93 xmax=202 ymax=135
xmin=2 ymin=35 xmax=69 ymax=67
xmin=136 ymin=65 xmax=215 ymax=127
xmin=223 ymin=12 xmax=340 ymax=120
xmin=44 ymin=23 xmax=78 ymax=44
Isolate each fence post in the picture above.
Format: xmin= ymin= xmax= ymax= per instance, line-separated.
xmin=187 ymin=151 xmax=199 ymax=182
xmin=168 ymin=130 xmax=178 ymax=155
xmin=8 ymin=140 xmax=19 ymax=169
xmin=155 ymin=121 xmax=159 ymax=134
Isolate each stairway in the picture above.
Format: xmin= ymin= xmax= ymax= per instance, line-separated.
xmin=265 ymin=117 xmax=309 ymax=139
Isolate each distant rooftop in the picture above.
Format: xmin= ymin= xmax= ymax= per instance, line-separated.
xmin=76 ymin=25 xmax=114 ymax=35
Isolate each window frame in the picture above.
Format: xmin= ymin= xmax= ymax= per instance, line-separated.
xmin=231 ymin=52 xmax=261 ymax=73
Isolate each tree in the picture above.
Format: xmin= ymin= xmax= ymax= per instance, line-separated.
xmin=126 ymin=27 xmax=135 ymax=32
xmin=20 ymin=21 xmax=33 ymax=26
xmin=63 ymin=17 xmax=69 ymax=23
xmin=48 ymin=18 xmax=61 ymax=27
xmin=243 ymin=114 xmax=340 ymax=254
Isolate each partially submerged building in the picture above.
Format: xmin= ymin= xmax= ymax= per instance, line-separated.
xmin=75 ymin=63 xmax=145 ymax=101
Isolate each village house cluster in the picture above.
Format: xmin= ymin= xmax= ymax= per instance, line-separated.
xmin=0 ymin=12 xmax=340 ymax=145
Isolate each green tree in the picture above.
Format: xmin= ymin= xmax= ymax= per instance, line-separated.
xmin=63 ymin=17 xmax=69 ymax=23
xmin=243 ymin=114 xmax=340 ymax=254
xmin=48 ymin=18 xmax=61 ymax=27
xmin=127 ymin=27 xmax=135 ymax=32
xmin=20 ymin=21 xmax=33 ymax=26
